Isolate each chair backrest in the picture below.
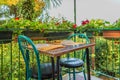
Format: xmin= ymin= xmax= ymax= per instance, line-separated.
xmin=66 ymin=33 xmax=90 ymax=60
xmin=67 ymin=33 xmax=90 ymax=44
xmin=18 ymin=35 xmax=41 ymax=79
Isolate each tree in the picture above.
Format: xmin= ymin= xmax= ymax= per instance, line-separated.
xmin=20 ymin=0 xmax=45 ymax=20
xmin=43 ymin=0 xmax=62 ymax=9
xmin=0 ymin=0 xmax=62 ymax=20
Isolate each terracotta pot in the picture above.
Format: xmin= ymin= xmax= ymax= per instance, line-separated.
xmin=103 ymin=30 xmax=120 ymax=39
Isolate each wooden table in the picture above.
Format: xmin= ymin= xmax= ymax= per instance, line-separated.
xmin=32 ymin=43 xmax=95 ymax=80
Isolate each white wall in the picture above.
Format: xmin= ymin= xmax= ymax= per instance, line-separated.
xmin=48 ymin=0 xmax=120 ymax=25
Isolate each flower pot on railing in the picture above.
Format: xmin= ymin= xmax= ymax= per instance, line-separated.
xmin=22 ymin=29 xmax=44 ymax=40
xmin=22 ymin=29 xmax=73 ymax=40
xmin=44 ymin=31 xmax=73 ymax=40
xmin=0 ymin=30 xmax=13 ymax=44
xmin=103 ymin=30 xmax=120 ymax=39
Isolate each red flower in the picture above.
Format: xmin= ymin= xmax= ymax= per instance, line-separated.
xmin=15 ymin=17 xmax=19 ymax=20
xmin=82 ymin=21 xmax=86 ymax=25
xmin=85 ymin=20 xmax=89 ymax=23
xmin=73 ymin=24 xmax=77 ymax=28
xmin=82 ymin=19 xmax=89 ymax=25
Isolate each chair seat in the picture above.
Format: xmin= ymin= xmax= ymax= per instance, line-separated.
xmin=31 ymin=63 xmax=57 ymax=79
xmin=60 ymin=58 xmax=84 ymax=68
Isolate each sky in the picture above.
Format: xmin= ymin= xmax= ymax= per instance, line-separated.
xmin=48 ymin=0 xmax=120 ymax=25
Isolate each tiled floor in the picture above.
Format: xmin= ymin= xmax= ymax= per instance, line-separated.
xmin=62 ymin=73 xmax=102 ymax=80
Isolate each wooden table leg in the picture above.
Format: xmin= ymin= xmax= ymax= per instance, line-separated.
xmin=86 ymin=48 xmax=91 ymax=80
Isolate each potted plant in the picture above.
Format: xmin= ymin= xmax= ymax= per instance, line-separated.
xmin=0 ymin=21 xmax=13 ymax=44
xmin=103 ymin=19 xmax=120 ymax=39
xmin=1 ymin=17 xmax=74 ymax=41
xmin=1 ymin=18 xmax=45 ymax=41
xmin=78 ymin=19 xmax=109 ymax=38
xmin=0 ymin=18 xmax=23 ymax=43
xmin=42 ymin=17 xmax=74 ymax=40
xmin=17 ymin=19 xmax=45 ymax=40
xmin=1 ymin=18 xmax=24 ymax=34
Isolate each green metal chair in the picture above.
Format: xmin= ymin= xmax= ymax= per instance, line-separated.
xmin=18 ymin=35 xmax=58 ymax=80
xmin=60 ymin=33 xmax=90 ymax=80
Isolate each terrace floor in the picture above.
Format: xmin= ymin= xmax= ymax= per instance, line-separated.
xmin=62 ymin=73 xmax=115 ymax=80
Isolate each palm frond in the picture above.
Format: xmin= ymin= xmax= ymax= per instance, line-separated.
xmin=43 ymin=0 xmax=62 ymax=9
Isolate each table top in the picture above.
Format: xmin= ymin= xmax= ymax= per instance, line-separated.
xmin=32 ymin=43 xmax=95 ymax=57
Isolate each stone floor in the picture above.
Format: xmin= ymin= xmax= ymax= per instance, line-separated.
xmin=62 ymin=73 xmax=118 ymax=80
xmin=62 ymin=73 xmax=102 ymax=80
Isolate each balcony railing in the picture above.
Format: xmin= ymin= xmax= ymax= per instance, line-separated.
xmin=0 ymin=36 xmax=120 ymax=80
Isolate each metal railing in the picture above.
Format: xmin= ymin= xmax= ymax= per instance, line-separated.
xmin=0 ymin=36 xmax=120 ymax=80
xmin=90 ymin=36 xmax=120 ymax=80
